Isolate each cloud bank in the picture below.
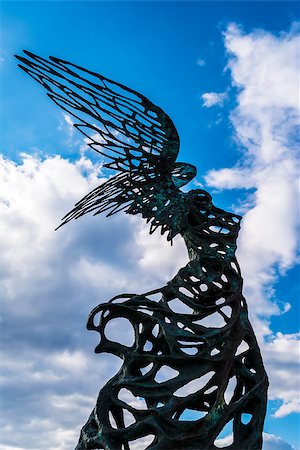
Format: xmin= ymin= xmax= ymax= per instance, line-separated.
xmin=0 ymin=153 xmax=188 ymax=449
xmin=214 ymin=433 xmax=298 ymax=450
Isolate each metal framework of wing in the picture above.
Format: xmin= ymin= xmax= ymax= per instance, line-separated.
xmin=15 ymin=51 xmax=191 ymax=233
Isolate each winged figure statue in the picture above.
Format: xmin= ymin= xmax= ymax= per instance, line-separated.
xmin=16 ymin=51 xmax=268 ymax=450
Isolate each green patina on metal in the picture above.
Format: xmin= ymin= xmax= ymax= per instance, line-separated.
xmin=16 ymin=51 xmax=268 ymax=450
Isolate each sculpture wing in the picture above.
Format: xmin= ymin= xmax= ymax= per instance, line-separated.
xmin=57 ymin=171 xmax=142 ymax=226
xmin=16 ymin=51 xmax=196 ymax=239
xmin=15 ymin=51 xmax=179 ymax=172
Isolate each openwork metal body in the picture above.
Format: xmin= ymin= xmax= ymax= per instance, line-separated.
xmin=16 ymin=51 xmax=268 ymax=450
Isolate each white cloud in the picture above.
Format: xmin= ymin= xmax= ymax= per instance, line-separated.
xmin=204 ymin=23 xmax=300 ymax=417
xmin=197 ymin=57 xmax=206 ymax=66
xmin=213 ymin=433 xmax=297 ymax=450
xmin=0 ymin=153 xmax=123 ymax=449
xmin=201 ymin=91 xmax=227 ymax=107
xmin=0 ymin=152 xmax=188 ymax=449
xmin=273 ymin=400 xmax=300 ymax=419
xmin=263 ymin=433 xmax=299 ymax=450
xmin=205 ymin=24 xmax=300 ymax=308
xmin=215 ymin=433 xmax=296 ymax=450
xmin=135 ymin=221 xmax=188 ymax=283
xmin=264 ymin=332 xmax=300 ymax=418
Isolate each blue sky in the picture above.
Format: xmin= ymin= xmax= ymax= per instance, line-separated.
xmin=1 ymin=1 xmax=299 ymax=449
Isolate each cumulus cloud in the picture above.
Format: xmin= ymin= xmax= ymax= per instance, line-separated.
xmin=201 ymin=91 xmax=227 ymax=107
xmin=213 ymin=433 xmax=297 ymax=450
xmin=263 ymin=433 xmax=299 ymax=450
xmin=0 ymin=152 xmax=188 ymax=449
xmin=92 ymin=432 xmax=298 ymax=450
xmin=265 ymin=332 xmax=300 ymax=417
xmin=205 ymin=23 xmax=300 ymax=418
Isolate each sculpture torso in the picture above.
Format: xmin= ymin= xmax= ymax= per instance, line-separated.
xmin=79 ymin=189 xmax=268 ymax=450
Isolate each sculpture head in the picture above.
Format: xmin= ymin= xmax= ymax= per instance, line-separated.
xmin=171 ymin=162 xmax=197 ymax=188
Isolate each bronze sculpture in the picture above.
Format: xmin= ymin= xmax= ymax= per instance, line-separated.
xmin=16 ymin=51 xmax=268 ymax=450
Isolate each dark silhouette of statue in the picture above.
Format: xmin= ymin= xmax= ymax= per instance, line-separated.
xmin=16 ymin=51 xmax=268 ymax=450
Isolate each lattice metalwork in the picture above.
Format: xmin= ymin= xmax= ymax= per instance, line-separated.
xmin=16 ymin=51 xmax=268 ymax=450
